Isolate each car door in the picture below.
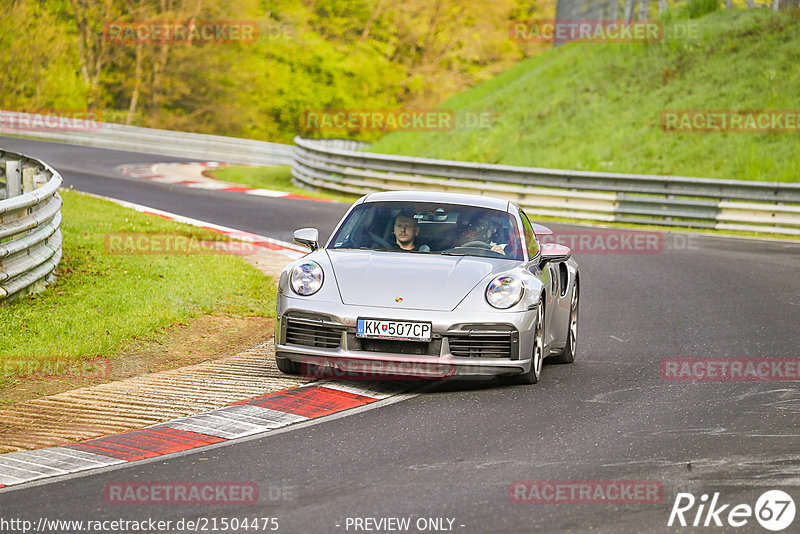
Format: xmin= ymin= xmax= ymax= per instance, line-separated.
xmin=518 ymin=210 xmax=557 ymax=343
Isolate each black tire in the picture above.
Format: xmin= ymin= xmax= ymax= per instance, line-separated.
xmin=516 ymin=299 xmax=544 ymax=384
xmin=275 ymin=356 xmax=301 ymax=375
xmin=551 ymin=280 xmax=579 ymax=364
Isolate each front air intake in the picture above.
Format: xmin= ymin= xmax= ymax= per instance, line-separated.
xmin=285 ymin=317 xmax=342 ymax=349
xmin=447 ymin=333 xmax=514 ymax=358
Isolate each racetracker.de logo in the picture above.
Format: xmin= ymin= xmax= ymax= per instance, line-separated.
xmin=300 ymin=109 xmax=463 ymax=133
xmin=0 ymin=358 xmax=111 ymax=380
xmin=661 ymin=110 xmax=800 ymax=133
xmin=298 ymin=358 xmax=458 ymax=381
xmin=104 ymin=233 xmax=260 ymax=256
xmin=104 ymin=482 xmax=259 ymax=505
xmin=0 ymin=110 xmax=102 ymax=132
xmin=661 ymin=358 xmax=800 ymax=381
xmin=509 ymin=480 xmax=663 ymax=504
xmin=509 ymin=20 xmax=663 ymax=43
xmin=103 ymin=20 xmax=258 ymax=44
xmin=539 ymin=229 xmax=663 ymax=254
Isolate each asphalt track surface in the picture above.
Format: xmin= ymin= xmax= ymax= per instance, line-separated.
xmin=2 ymin=136 xmax=800 ymax=533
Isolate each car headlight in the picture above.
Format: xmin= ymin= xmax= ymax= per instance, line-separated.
xmin=290 ymin=261 xmax=324 ymax=296
xmin=486 ymin=275 xmax=523 ymax=309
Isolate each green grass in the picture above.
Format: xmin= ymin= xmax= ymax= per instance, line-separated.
xmin=0 ymin=190 xmax=275 ymax=381
xmin=369 ymin=9 xmax=800 ymax=182
xmin=211 ymin=165 xmax=358 ymax=203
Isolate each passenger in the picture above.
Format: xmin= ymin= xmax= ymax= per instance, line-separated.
xmin=391 ymin=212 xmax=430 ymax=252
xmin=456 ymin=213 xmax=506 ymax=255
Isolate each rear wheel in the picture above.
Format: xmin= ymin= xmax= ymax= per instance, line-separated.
xmin=551 ymin=280 xmax=579 ymax=364
xmin=275 ymin=356 xmax=301 ymax=375
xmin=516 ymin=300 xmax=544 ymax=384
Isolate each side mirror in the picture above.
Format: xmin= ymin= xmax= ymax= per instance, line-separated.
xmin=294 ymin=228 xmax=319 ymax=251
xmin=539 ymin=243 xmax=571 ymax=265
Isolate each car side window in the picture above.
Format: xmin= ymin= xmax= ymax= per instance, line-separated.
xmin=519 ymin=211 xmax=539 ymax=260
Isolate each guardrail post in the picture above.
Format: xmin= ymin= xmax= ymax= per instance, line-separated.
xmin=22 ymin=166 xmax=36 ymax=193
xmin=34 ymin=171 xmax=50 ymax=189
xmin=5 ymin=159 xmax=21 ymax=198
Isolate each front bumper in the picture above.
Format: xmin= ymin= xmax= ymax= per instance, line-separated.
xmin=275 ymin=295 xmax=537 ymax=378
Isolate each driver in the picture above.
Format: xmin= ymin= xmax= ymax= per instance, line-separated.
xmin=391 ymin=212 xmax=430 ymax=252
xmin=456 ymin=213 xmax=506 ymax=255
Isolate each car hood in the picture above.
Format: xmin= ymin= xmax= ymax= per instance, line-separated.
xmin=327 ymin=249 xmax=517 ymax=311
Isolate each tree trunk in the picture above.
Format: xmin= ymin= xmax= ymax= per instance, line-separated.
xmin=69 ymin=0 xmax=109 ymax=108
xmin=126 ymin=41 xmax=143 ymax=125
xmin=125 ymin=0 xmax=144 ymax=125
xmin=624 ymin=0 xmax=636 ymax=24
xmin=640 ymin=0 xmax=649 ymax=20
xmin=150 ymin=0 xmax=199 ymax=118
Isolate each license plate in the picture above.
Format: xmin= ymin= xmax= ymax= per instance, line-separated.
xmin=356 ymin=319 xmax=432 ymax=342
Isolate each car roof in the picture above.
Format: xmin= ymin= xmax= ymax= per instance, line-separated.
xmin=361 ymin=190 xmax=512 ymax=212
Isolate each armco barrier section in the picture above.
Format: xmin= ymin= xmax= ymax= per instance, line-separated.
xmin=292 ymin=137 xmax=800 ymax=235
xmin=0 ymin=110 xmax=294 ymax=166
xmin=0 ymin=149 xmax=63 ymax=303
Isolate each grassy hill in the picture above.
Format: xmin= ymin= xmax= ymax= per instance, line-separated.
xmin=368 ymin=8 xmax=800 ymax=182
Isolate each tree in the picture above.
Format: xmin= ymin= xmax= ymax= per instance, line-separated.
xmin=0 ymin=1 xmax=86 ymax=111
xmin=65 ymin=0 xmax=122 ymax=107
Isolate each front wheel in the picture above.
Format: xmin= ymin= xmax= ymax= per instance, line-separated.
xmin=551 ymin=281 xmax=578 ymax=364
xmin=516 ymin=300 xmax=544 ymax=384
xmin=275 ymin=356 xmax=301 ymax=375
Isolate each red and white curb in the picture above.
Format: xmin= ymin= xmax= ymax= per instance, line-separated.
xmin=117 ymin=162 xmax=331 ymax=202
xmin=0 ymin=381 xmax=404 ymax=490
xmin=80 ymin=192 xmax=308 ymax=259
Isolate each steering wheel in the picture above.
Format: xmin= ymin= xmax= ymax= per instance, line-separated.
xmin=458 ymin=240 xmax=492 ymax=250
xmin=368 ymin=231 xmax=393 ymax=249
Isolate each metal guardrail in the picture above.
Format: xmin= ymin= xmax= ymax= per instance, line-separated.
xmin=0 ymin=110 xmax=294 ymax=166
xmin=0 ymin=149 xmax=63 ymax=303
xmin=293 ymin=137 xmax=800 ymax=235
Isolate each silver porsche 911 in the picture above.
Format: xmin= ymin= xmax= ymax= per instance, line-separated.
xmin=274 ymin=191 xmax=579 ymax=384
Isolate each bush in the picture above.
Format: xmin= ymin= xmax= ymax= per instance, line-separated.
xmin=686 ymin=0 xmax=720 ymax=19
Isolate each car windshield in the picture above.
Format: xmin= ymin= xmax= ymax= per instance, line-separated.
xmin=327 ymin=201 xmax=524 ymax=261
